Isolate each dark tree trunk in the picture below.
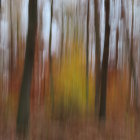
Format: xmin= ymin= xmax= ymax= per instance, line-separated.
xmin=86 ymin=0 xmax=90 ymax=110
xmin=16 ymin=0 xmax=37 ymax=136
xmin=94 ymin=0 xmax=101 ymax=115
xmin=49 ymin=0 xmax=54 ymax=114
xmin=99 ymin=0 xmax=110 ymax=120
xmin=121 ymin=0 xmax=125 ymax=19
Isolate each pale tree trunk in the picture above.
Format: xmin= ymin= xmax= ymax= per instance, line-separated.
xmin=16 ymin=0 xmax=37 ymax=137
xmin=99 ymin=0 xmax=110 ymax=120
xmin=123 ymin=0 xmax=138 ymax=110
xmin=60 ymin=1 xmax=64 ymax=66
xmin=129 ymin=0 xmax=138 ymax=109
xmin=94 ymin=0 xmax=101 ymax=115
xmin=115 ymin=26 xmax=119 ymax=69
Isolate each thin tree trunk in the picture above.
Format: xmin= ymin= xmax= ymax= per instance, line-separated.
xmin=129 ymin=0 xmax=138 ymax=108
xmin=99 ymin=0 xmax=110 ymax=120
xmin=38 ymin=5 xmax=43 ymax=105
xmin=86 ymin=0 xmax=90 ymax=110
xmin=66 ymin=16 xmax=69 ymax=54
xmin=10 ymin=0 xmax=13 ymax=96
xmin=121 ymin=0 xmax=138 ymax=111
xmin=94 ymin=0 xmax=101 ymax=115
xmin=60 ymin=1 xmax=64 ymax=65
xmin=16 ymin=0 xmax=37 ymax=136
xmin=121 ymin=0 xmax=130 ymax=112
xmin=115 ymin=27 xmax=119 ymax=69
xmin=17 ymin=11 xmax=20 ymax=70
xmin=49 ymin=0 xmax=54 ymax=114
xmin=0 ymin=0 xmax=1 ymax=12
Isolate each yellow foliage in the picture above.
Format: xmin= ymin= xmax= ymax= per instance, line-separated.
xmin=54 ymin=42 xmax=95 ymax=117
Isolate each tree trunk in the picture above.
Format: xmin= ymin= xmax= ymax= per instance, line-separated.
xmin=16 ymin=0 xmax=37 ymax=136
xmin=121 ymin=0 xmax=138 ymax=111
xmin=129 ymin=0 xmax=138 ymax=109
xmin=86 ymin=0 xmax=90 ymax=110
xmin=10 ymin=0 xmax=13 ymax=96
xmin=99 ymin=0 xmax=110 ymax=120
xmin=49 ymin=0 xmax=54 ymax=114
xmin=115 ymin=27 xmax=119 ymax=69
xmin=60 ymin=1 xmax=64 ymax=66
xmin=0 ymin=0 xmax=1 ymax=12
xmin=94 ymin=0 xmax=101 ymax=115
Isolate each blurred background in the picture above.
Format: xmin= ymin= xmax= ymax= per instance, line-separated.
xmin=0 ymin=0 xmax=140 ymax=139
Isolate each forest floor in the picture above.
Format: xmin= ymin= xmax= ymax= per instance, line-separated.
xmin=1 ymin=112 xmax=140 ymax=140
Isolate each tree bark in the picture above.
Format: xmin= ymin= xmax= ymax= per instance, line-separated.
xmin=115 ymin=27 xmax=119 ymax=69
xmin=16 ymin=0 xmax=37 ymax=136
xmin=60 ymin=1 xmax=64 ymax=66
xmin=49 ymin=0 xmax=54 ymax=114
xmin=0 ymin=0 xmax=1 ymax=12
xmin=99 ymin=0 xmax=110 ymax=120
xmin=86 ymin=0 xmax=90 ymax=110
xmin=129 ymin=0 xmax=138 ymax=108
xmin=10 ymin=0 xmax=13 ymax=96
xmin=94 ymin=0 xmax=101 ymax=115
